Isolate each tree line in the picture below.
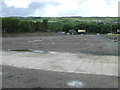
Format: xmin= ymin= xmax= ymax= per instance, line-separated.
xmin=2 ymin=17 xmax=119 ymax=34
xmin=2 ymin=17 xmax=49 ymax=33
xmin=50 ymin=20 xmax=119 ymax=34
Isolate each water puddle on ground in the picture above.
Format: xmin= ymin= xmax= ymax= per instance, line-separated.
xmin=67 ymin=80 xmax=85 ymax=88
xmin=9 ymin=49 xmax=31 ymax=52
xmin=32 ymin=50 xmax=58 ymax=54
xmin=33 ymin=50 xmax=45 ymax=53
xmin=9 ymin=49 xmax=58 ymax=54
xmin=48 ymin=51 xmax=58 ymax=54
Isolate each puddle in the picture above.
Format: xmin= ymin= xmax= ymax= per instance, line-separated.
xmin=33 ymin=50 xmax=58 ymax=54
xmin=48 ymin=51 xmax=58 ymax=54
xmin=10 ymin=49 xmax=31 ymax=52
xmin=33 ymin=50 xmax=45 ymax=53
xmin=9 ymin=49 xmax=58 ymax=54
xmin=67 ymin=80 xmax=85 ymax=88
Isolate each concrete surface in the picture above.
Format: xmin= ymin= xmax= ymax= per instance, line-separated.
xmin=2 ymin=51 xmax=118 ymax=76
xmin=2 ymin=65 xmax=118 ymax=88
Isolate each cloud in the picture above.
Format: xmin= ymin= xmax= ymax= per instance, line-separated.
xmin=4 ymin=0 xmax=32 ymax=8
xmin=30 ymin=0 xmax=119 ymax=17
xmin=79 ymin=0 xmax=118 ymax=17
xmin=2 ymin=2 xmax=47 ymax=17
xmin=118 ymin=1 xmax=120 ymax=17
xmin=30 ymin=0 xmax=89 ymax=17
xmin=1 ymin=0 xmax=119 ymax=17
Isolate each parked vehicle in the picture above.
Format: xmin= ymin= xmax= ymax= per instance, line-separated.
xmin=78 ymin=29 xmax=86 ymax=34
xmin=68 ymin=29 xmax=77 ymax=35
xmin=117 ymin=29 xmax=120 ymax=34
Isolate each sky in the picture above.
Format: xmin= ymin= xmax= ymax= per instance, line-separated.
xmin=1 ymin=0 xmax=120 ymax=17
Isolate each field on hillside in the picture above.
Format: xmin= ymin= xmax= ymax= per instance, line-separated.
xmin=16 ymin=17 xmax=118 ymax=23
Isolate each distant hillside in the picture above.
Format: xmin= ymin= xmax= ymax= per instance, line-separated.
xmin=6 ymin=16 xmax=118 ymax=23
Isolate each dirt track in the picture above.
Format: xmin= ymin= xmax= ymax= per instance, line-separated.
xmin=2 ymin=34 xmax=118 ymax=55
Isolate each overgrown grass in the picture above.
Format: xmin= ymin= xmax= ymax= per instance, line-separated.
xmin=86 ymin=33 xmax=97 ymax=35
xmin=105 ymin=34 xmax=120 ymax=37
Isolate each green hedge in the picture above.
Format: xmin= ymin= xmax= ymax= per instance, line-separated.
xmin=2 ymin=17 xmax=119 ymax=34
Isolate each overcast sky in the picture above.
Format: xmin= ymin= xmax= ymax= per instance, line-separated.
xmin=1 ymin=0 xmax=120 ymax=17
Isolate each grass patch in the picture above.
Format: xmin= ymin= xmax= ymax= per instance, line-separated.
xmin=105 ymin=34 xmax=120 ymax=37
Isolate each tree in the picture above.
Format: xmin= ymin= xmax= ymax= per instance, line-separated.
xmin=2 ymin=17 xmax=21 ymax=33
xmin=34 ymin=22 xmax=42 ymax=32
xmin=42 ymin=19 xmax=49 ymax=32
xmin=62 ymin=24 xmax=73 ymax=32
